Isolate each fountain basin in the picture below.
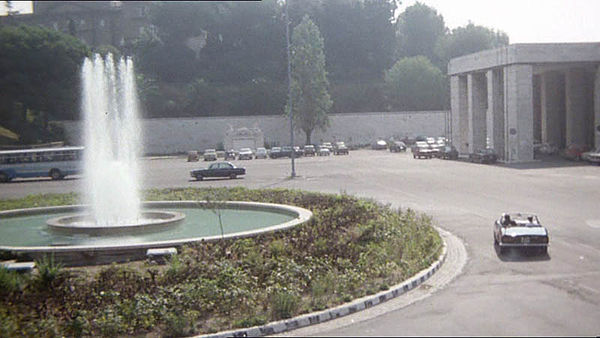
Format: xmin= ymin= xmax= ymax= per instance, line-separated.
xmin=46 ymin=211 xmax=186 ymax=235
xmin=0 ymin=201 xmax=312 ymax=266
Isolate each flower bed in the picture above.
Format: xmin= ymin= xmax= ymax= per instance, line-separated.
xmin=0 ymin=187 xmax=441 ymax=337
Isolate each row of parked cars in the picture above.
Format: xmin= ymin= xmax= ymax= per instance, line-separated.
xmin=189 ymin=142 xmax=350 ymax=162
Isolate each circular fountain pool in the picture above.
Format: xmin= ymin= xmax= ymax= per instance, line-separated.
xmin=0 ymin=201 xmax=312 ymax=266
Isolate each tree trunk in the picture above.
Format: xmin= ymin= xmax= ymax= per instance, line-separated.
xmin=304 ymin=129 xmax=312 ymax=145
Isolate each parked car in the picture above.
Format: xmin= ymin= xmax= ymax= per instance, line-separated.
xmin=469 ymin=148 xmax=498 ymax=164
xmin=372 ymin=139 xmax=387 ymax=150
xmin=426 ymin=137 xmax=437 ymax=148
xmin=412 ymin=141 xmax=433 ymax=159
xmin=582 ymin=146 xmax=600 ymax=165
xmin=318 ymin=145 xmax=331 ymax=156
xmin=320 ymin=142 xmax=333 ymax=151
xmin=303 ymin=145 xmax=316 ymax=156
xmin=224 ymin=149 xmax=237 ymax=160
xmin=534 ymin=142 xmax=558 ymax=156
xmin=389 ymin=141 xmax=407 ymax=153
xmin=190 ymin=161 xmax=245 ymax=181
xmin=333 ymin=142 xmax=349 ymax=155
xmin=255 ymin=147 xmax=268 ymax=159
xmin=281 ymin=146 xmax=293 ymax=158
xmin=270 ymin=147 xmax=283 ymax=159
xmin=440 ymin=145 xmax=459 ymax=160
xmin=561 ymin=143 xmax=591 ymax=161
xmin=494 ymin=213 xmax=549 ymax=255
xmin=238 ymin=148 xmax=254 ymax=160
xmin=187 ymin=151 xmax=199 ymax=162
xmin=293 ymin=146 xmax=303 ymax=157
xmin=203 ymin=149 xmax=217 ymax=161
xmin=430 ymin=140 xmax=445 ymax=158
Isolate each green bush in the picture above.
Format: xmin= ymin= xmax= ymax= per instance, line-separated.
xmin=270 ymin=290 xmax=300 ymax=320
xmin=0 ymin=267 xmax=26 ymax=295
xmin=33 ymin=254 xmax=63 ymax=289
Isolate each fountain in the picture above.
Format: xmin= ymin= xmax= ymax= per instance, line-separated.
xmin=0 ymin=53 xmax=312 ymax=266
xmin=45 ymin=53 xmax=185 ymax=235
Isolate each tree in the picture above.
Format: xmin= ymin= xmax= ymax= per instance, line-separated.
xmin=435 ymin=22 xmax=509 ymax=71
xmin=384 ymin=56 xmax=445 ymax=111
xmin=395 ymin=2 xmax=446 ymax=66
xmin=0 ymin=25 xmax=89 ymax=144
xmin=288 ymin=15 xmax=332 ymax=145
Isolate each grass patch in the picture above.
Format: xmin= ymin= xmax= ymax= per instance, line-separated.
xmin=0 ymin=187 xmax=442 ymax=336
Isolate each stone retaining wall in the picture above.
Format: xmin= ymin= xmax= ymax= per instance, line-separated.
xmin=60 ymin=111 xmax=448 ymax=155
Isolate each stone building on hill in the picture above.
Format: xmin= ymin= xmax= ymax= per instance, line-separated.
xmin=0 ymin=1 xmax=154 ymax=48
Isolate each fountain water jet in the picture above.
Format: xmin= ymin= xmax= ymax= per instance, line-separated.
xmin=47 ymin=53 xmax=184 ymax=232
xmin=82 ymin=53 xmax=142 ymax=226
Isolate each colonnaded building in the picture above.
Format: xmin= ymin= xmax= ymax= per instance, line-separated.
xmin=449 ymin=43 xmax=600 ymax=163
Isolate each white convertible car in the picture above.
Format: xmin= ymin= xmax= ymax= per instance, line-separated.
xmin=493 ymin=213 xmax=549 ymax=255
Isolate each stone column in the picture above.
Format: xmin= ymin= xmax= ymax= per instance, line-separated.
xmin=451 ymin=75 xmax=468 ymax=154
xmin=566 ymin=68 xmax=590 ymax=146
xmin=504 ymin=64 xmax=534 ymax=162
xmin=595 ymin=66 xmax=600 ymax=149
xmin=487 ymin=69 xmax=505 ymax=159
xmin=541 ymin=71 xmax=564 ymax=148
xmin=467 ymin=73 xmax=487 ymax=153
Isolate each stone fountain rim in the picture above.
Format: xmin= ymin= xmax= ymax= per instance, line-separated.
xmin=0 ymin=201 xmax=313 ymax=253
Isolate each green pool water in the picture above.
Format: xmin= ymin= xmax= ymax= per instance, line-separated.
xmin=0 ymin=207 xmax=295 ymax=248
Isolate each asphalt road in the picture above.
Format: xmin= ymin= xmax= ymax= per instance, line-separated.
xmin=2 ymin=150 xmax=599 ymax=336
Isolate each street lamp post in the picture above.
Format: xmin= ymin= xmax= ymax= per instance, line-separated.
xmin=285 ymin=0 xmax=296 ymax=178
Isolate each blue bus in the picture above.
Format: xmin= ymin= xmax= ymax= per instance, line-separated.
xmin=0 ymin=146 xmax=84 ymax=182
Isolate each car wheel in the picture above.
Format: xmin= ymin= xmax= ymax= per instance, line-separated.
xmin=230 ymin=174 xmax=237 ymax=179
xmin=50 ymin=169 xmax=63 ymax=180
xmin=539 ymin=246 xmax=548 ymax=255
xmin=493 ymin=235 xmax=498 ymax=245
xmin=0 ymin=172 xmax=10 ymax=183
xmin=197 ymin=175 xmax=204 ymax=181
xmin=499 ymin=246 xmax=506 ymax=255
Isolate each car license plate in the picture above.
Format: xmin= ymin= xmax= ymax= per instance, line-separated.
xmin=522 ymin=237 xmax=530 ymax=244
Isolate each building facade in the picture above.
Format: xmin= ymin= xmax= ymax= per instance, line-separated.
xmin=449 ymin=43 xmax=600 ymax=162
xmin=0 ymin=1 xmax=153 ymax=48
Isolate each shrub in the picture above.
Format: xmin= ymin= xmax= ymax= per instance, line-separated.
xmin=270 ymin=290 xmax=300 ymax=320
xmin=0 ymin=267 xmax=26 ymax=296
xmin=33 ymin=254 xmax=63 ymax=289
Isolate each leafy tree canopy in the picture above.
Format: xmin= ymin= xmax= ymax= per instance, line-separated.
xmin=435 ymin=22 xmax=509 ymax=69
xmin=288 ymin=15 xmax=332 ymax=145
xmin=395 ymin=2 xmax=446 ymax=65
xmin=0 ymin=24 xmax=89 ymax=143
xmin=384 ymin=56 xmax=445 ymax=111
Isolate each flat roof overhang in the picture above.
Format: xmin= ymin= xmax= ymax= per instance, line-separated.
xmin=448 ymin=42 xmax=600 ymax=76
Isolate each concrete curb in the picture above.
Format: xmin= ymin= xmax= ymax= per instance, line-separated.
xmin=196 ymin=228 xmax=448 ymax=338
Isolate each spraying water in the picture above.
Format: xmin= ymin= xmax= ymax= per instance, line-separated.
xmin=81 ymin=53 xmax=142 ymax=226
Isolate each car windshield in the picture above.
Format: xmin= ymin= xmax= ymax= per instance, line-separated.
xmin=240 ymin=148 xmax=251 ymax=152
xmin=205 ymin=149 xmax=216 ymax=153
xmin=503 ymin=213 xmax=541 ymax=227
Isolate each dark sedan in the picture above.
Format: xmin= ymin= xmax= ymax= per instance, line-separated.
xmin=440 ymin=145 xmax=459 ymax=160
xmin=469 ymin=148 xmax=498 ymax=164
xmin=389 ymin=141 xmax=407 ymax=153
xmin=190 ymin=161 xmax=245 ymax=181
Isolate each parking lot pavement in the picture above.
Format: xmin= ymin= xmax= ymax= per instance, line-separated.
xmin=2 ymin=149 xmax=600 ymax=335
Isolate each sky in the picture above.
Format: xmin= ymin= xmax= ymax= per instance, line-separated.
xmin=397 ymin=0 xmax=600 ymax=43
xmin=1 ymin=0 xmax=600 ymax=44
